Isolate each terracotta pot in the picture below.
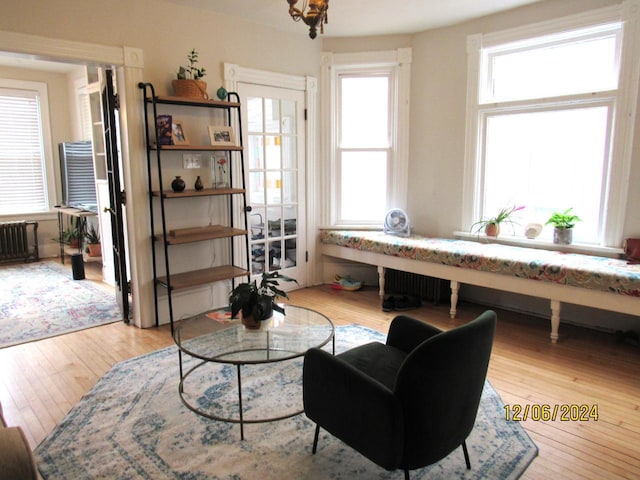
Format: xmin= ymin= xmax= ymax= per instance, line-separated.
xmin=88 ymin=243 xmax=102 ymax=257
xmin=241 ymin=315 xmax=273 ymax=331
xmin=485 ymin=223 xmax=500 ymax=237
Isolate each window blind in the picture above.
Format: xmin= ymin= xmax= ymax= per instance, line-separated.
xmin=0 ymin=88 xmax=48 ymax=214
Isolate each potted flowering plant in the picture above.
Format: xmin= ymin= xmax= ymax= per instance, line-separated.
xmin=471 ymin=205 xmax=525 ymax=237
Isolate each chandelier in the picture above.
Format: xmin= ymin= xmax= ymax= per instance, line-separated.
xmin=287 ymin=0 xmax=329 ymax=39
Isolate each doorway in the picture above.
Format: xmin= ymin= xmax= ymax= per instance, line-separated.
xmin=0 ymin=56 xmax=130 ymax=320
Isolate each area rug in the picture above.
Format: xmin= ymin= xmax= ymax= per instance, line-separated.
xmin=0 ymin=261 xmax=121 ymax=348
xmin=35 ymin=325 xmax=538 ymax=479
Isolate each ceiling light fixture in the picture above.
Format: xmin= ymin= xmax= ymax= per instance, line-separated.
xmin=287 ymin=0 xmax=328 ymax=39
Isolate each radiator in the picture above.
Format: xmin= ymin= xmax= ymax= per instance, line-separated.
xmin=384 ymin=268 xmax=447 ymax=304
xmin=0 ymin=221 xmax=39 ymax=263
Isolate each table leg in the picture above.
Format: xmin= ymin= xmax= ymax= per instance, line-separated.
xmin=450 ymin=280 xmax=459 ymax=318
xmin=550 ymin=300 xmax=561 ymax=344
xmin=237 ymin=364 xmax=244 ymax=440
xmin=377 ymin=266 xmax=386 ymax=303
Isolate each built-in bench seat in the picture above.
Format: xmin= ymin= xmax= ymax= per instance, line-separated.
xmin=320 ymin=230 xmax=640 ymax=342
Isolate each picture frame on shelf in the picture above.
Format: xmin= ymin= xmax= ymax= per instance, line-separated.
xmin=156 ymin=114 xmax=173 ymax=145
xmin=172 ymin=121 xmax=189 ymax=145
xmin=208 ymin=125 xmax=235 ymax=146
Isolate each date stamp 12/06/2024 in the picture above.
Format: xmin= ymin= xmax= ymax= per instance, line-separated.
xmin=504 ymin=404 xmax=599 ymax=422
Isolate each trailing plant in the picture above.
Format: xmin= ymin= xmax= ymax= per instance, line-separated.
xmin=545 ymin=208 xmax=581 ymax=230
xmin=176 ymin=49 xmax=207 ymax=80
xmin=229 ymin=271 xmax=298 ymax=321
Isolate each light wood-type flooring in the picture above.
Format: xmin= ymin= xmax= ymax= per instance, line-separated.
xmin=0 ymin=277 xmax=638 ymax=479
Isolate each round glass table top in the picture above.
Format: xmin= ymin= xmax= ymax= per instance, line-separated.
xmin=173 ymin=305 xmax=335 ymax=364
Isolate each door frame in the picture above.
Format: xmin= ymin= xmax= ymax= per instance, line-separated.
xmin=223 ymin=63 xmax=319 ymax=287
xmin=0 ymin=30 xmax=153 ymax=328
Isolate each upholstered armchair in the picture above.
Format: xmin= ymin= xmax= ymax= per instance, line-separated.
xmin=303 ymin=310 xmax=497 ymax=479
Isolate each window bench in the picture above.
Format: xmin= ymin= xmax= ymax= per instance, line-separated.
xmin=320 ymin=230 xmax=640 ymax=343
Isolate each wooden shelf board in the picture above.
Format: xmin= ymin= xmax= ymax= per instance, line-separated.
xmin=152 ymin=188 xmax=245 ymax=198
xmin=156 ymin=227 xmax=248 ymax=245
xmin=156 ymin=265 xmax=249 ymax=290
xmin=152 ymin=145 xmax=242 ymax=152
xmin=146 ymin=95 xmax=241 ymax=108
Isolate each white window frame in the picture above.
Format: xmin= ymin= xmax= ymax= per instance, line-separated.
xmin=462 ymin=2 xmax=640 ymax=250
xmin=0 ymin=79 xmax=56 ymax=219
xmin=321 ymin=48 xmax=412 ymax=228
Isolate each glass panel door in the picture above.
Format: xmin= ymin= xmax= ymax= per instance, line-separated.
xmin=240 ymin=84 xmax=306 ymax=287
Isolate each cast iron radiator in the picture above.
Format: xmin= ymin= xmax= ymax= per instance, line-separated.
xmin=384 ymin=268 xmax=447 ymax=304
xmin=0 ymin=221 xmax=39 ymax=263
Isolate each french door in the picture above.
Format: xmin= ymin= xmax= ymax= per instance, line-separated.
xmin=238 ymin=84 xmax=306 ymax=288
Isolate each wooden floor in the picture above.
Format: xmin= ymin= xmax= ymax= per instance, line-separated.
xmin=0 ymin=282 xmax=639 ymax=479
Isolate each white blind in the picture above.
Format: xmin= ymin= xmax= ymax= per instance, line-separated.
xmin=0 ymin=88 xmax=48 ymax=214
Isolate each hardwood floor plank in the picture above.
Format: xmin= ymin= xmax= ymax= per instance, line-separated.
xmin=0 ymin=284 xmax=638 ymax=480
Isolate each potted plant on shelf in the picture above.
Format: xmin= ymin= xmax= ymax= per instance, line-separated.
xmin=172 ymin=49 xmax=208 ymax=99
xmin=85 ymin=224 xmax=101 ymax=257
xmin=229 ymin=271 xmax=298 ymax=330
xmin=546 ymin=208 xmax=581 ymax=245
xmin=63 ymin=227 xmax=83 ymax=249
xmin=471 ymin=205 xmax=525 ymax=237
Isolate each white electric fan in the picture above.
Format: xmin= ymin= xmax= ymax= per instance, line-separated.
xmin=384 ymin=208 xmax=411 ymax=237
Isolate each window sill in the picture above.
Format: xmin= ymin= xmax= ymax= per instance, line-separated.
xmin=454 ymin=231 xmax=624 ymax=259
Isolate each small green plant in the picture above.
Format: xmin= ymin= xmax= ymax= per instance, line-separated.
xmin=545 ymin=208 xmax=581 ymax=230
xmin=229 ymin=271 xmax=298 ymax=321
xmin=85 ymin=224 xmax=100 ymax=244
xmin=471 ymin=205 xmax=525 ymax=234
xmin=63 ymin=228 xmax=82 ymax=243
xmin=176 ymin=49 xmax=206 ymax=80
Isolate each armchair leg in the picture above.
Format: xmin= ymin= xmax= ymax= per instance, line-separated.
xmin=404 ymin=469 xmax=410 ymax=480
xmin=312 ymin=424 xmax=320 ymax=454
xmin=462 ymin=441 xmax=471 ymax=469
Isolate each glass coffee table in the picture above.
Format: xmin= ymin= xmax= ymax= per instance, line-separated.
xmin=173 ymin=305 xmax=334 ymax=439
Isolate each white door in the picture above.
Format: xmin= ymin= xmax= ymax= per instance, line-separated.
xmin=238 ymin=84 xmax=306 ymax=288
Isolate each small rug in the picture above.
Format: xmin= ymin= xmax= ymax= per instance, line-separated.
xmin=0 ymin=261 xmax=121 ymax=348
xmin=35 ymin=325 xmax=538 ymax=479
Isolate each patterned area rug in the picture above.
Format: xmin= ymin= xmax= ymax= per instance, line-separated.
xmin=0 ymin=261 xmax=121 ymax=348
xmin=35 ymin=325 xmax=537 ymax=479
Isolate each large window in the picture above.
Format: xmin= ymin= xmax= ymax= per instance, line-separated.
xmin=0 ymin=80 xmax=54 ymax=216
xmin=322 ymin=49 xmax=411 ymax=227
xmin=463 ymin=6 xmax=639 ymax=247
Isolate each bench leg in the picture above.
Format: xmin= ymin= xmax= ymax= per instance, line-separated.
xmin=377 ymin=266 xmax=386 ymax=303
xmin=450 ymin=280 xmax=459 ymax=318
xmin=550 ymin=300 xmax=561 ymax=343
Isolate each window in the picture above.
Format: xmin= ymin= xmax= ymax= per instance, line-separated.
xmin=322 ymin=49 xmax=411 ymax=227
xmin=463 ymin=5 xmax=640 ymax=247
xmin=0 ymin=80 xmax=55 ymax=216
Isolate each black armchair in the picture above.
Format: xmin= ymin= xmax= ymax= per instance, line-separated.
xmin=303 ymin=310 xmax=497 ymax=479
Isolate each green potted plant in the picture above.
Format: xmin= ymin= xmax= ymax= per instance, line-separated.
xmin=63 ymin=227 xmax=83 ymax=249
xmin=471 ymin=205 xmax=525 ymax=237
xmin=85 ymin=224 xmax=101 ymax=257
xmin=229 ymin=271 xmax=298 ymax=330
xmin=546 ymin=208 xmax=581 ymax=245
xmin=172 ymin=49 xmax=208 ymax=99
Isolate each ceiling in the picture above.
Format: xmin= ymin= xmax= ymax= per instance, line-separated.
xmin=171 ymin=0 xmax=544 ymax=38
xmin=0 ymin=0 xmax=544 ymax=72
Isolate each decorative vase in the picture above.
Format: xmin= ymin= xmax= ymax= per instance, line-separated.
xmin=194 ymin=176 xmax=203 ymax=191
xmin=216 ymin=86 xmax=228 ymax=101
xmin=171 ymin=176 xmax=186 ymax=193
xmin=553 ymin=227 xmax=573 ymax=245
xmin=172 ymin=79 xmax=209 ymax=99
xmin=485 ymin=223 xmax=500 ymax=237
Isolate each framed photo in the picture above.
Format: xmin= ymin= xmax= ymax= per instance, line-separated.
xmin=156 ymin=114 xmax=173 ymax=145
xmin=208 ymin=125 xmax=236 ymax=146
xmin=172 ymin=121 xmax=189 ymax=145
